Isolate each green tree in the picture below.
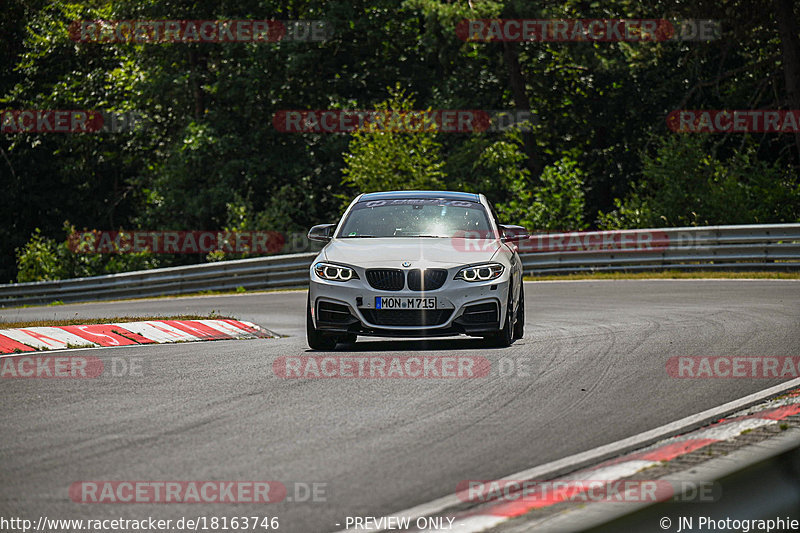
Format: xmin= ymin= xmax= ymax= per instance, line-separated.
xmin=599 ymin=135 xmax=800 ymax=228
xmin=15 ymin=229 xmax=59 ymax=282
xmin=500 ymin=156 xmax=587 ymax=231
xmin=342 ymin=87 xmax=446 ymax=193
xmin=3 ymin=0 xmax=799 ymax=282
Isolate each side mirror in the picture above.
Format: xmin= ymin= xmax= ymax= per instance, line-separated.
xmin=308 ymin=224 xmax=335 ymax=242
xmin=498 ymin=224 xmax=529 ymax=242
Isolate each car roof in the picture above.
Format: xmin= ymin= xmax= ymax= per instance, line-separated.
xmin=357 ymin=190 xmax=481 ymax=202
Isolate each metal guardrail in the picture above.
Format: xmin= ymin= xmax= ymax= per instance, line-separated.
xmin=0 ymin=252 xmax=317 ymax=307
xmin=519 ymin=223 xmax=800 ymax=275
xmin=0 ymin=224 xmax=798 ymax=306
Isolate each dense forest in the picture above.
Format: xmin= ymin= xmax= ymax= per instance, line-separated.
xmin=1 ymin=0 xmax=799 ymax=284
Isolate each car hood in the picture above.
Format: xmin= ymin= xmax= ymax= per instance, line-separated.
xmin=322 ymin=237 xmax=501 ymax=268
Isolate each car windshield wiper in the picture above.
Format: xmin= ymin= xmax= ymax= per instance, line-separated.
xmin=342 ymin=234 xmax=377 ymax=238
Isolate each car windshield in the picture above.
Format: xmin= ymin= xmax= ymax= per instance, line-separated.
xmin=338 ymin=198 xmax=493 ymax=238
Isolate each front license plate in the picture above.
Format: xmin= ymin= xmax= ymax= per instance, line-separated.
xmin=376 ymin=297 xmax=437 ymax=310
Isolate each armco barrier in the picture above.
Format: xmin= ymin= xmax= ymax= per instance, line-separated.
xmin=520 ymin=224 xmax=800 ymax=275
xmin=0 ymin=224 xmax=798 ymax=306
xmin=0 ymin=252 xmax=317 ymax=307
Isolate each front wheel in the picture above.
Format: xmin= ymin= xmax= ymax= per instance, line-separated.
xmin=306 ymin=296 xmax=338 ymax=350
xmin=488 ymin=290 xmax=515 ymax=347
xmin=513 ymin=283 xmax=525 ymax=340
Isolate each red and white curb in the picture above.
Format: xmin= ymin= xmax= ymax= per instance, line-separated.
xmin=0 ymin=319 xmax=275 ymax=354
xmin=433 ymin=391 xmax=800 ymax=532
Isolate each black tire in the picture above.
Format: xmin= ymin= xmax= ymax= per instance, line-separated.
xmin=513 ymin=283 xmax=525 ymax=340
xmin=489 ymin=290 xmax=515 ymax=347
xmin=306 ymin=296 xmax=337 ymax=350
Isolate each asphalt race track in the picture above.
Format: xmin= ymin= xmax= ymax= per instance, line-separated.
xmin=1 ymin=280 xmax=799 ymax=532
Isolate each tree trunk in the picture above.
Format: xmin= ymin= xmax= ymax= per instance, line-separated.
xmin=774 ymin=0 xmax=800 ymax=160
xmin=501 ymin=41 xmax=541 ymax=176
xmin=187 ymin=49 xmax=206 ymax=121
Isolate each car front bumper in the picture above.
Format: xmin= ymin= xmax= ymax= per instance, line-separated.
xmin=308 ymin=267 xmax=511 ymax=337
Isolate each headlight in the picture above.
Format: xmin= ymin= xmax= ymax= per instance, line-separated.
xmin=314 ymin=262 xmax=359 ymax=282
xmin=455 ymin=263 xmax=504 ymax=282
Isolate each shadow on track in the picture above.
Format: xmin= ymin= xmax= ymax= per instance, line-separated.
xmin=305 ymin=337 xmax=507 ymax=353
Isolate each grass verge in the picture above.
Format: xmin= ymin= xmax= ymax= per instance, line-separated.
xmin=6 ymin=286 xmax=306 ymax=309
xmin=0 ymin=313 xmax=236 ymax=329
xmin=525 ymin=270 xmax=800 ymax=281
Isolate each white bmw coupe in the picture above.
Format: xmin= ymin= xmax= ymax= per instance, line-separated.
xmin=306 ymin=191 xmax=527 ymax=350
